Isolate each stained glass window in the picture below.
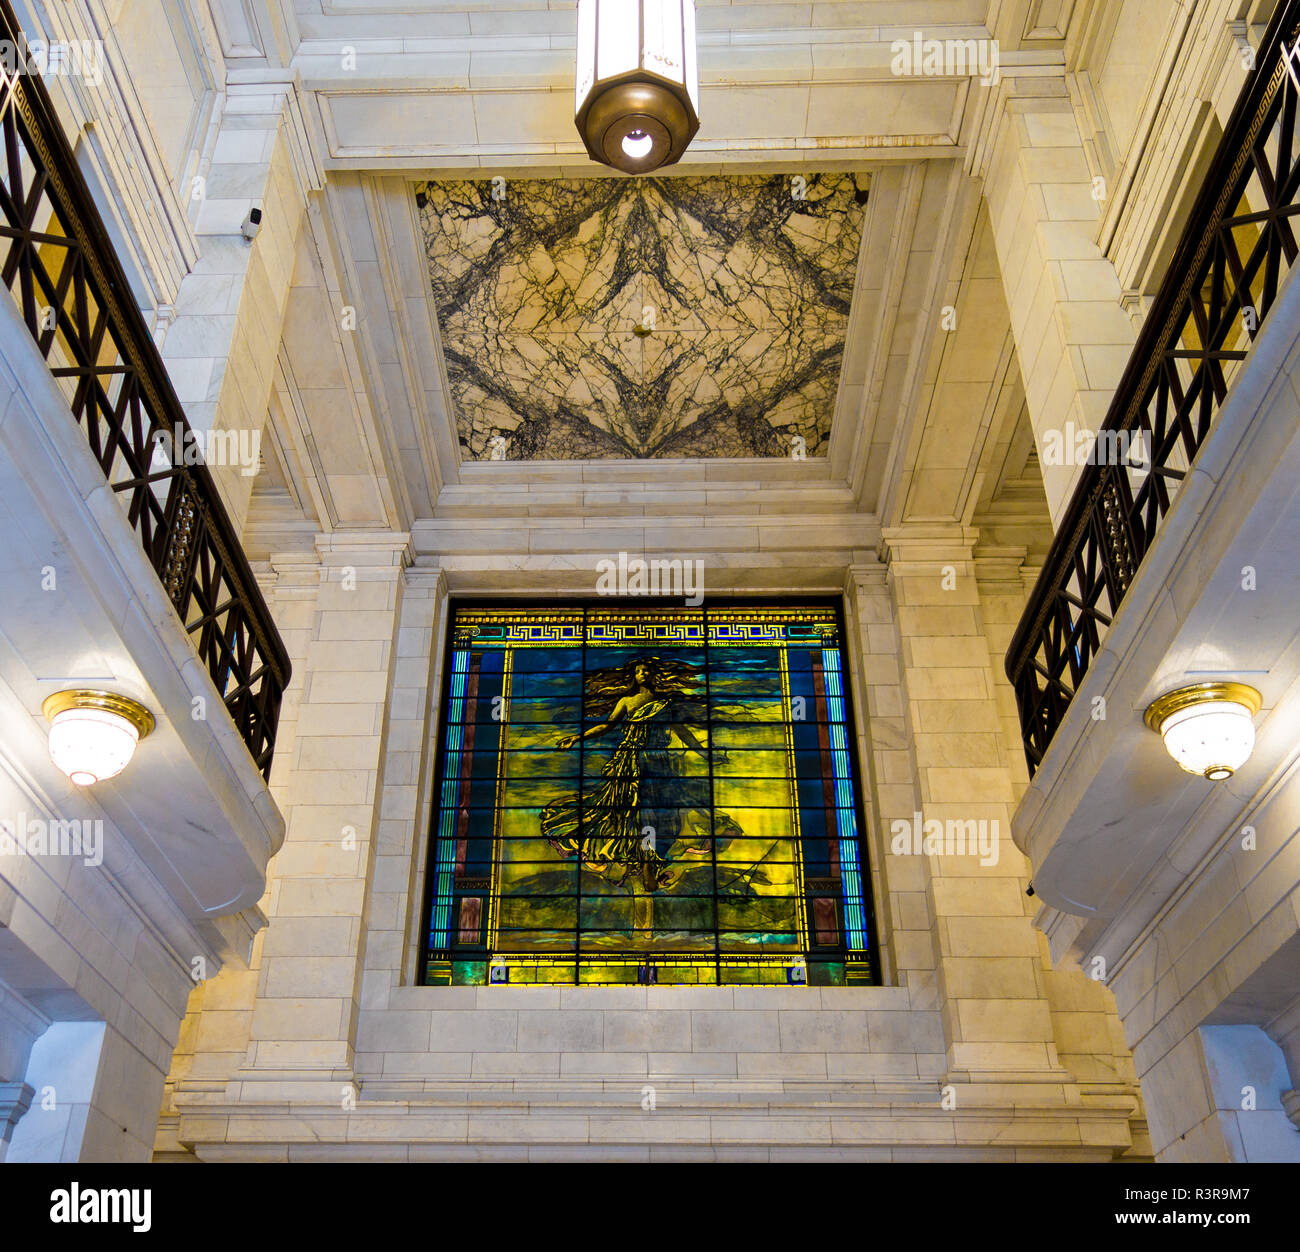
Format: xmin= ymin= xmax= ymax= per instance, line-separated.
xmin=420 ymin=603 xmax=877 ymax=987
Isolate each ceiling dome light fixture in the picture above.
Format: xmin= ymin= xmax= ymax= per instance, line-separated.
xmin=42 ymin=690 xmax=154 ymax=786
xmin=1144 ymin=682 xmax=1262 ymax=781
xmin=575 ymin=0 xmax=700 ymax=174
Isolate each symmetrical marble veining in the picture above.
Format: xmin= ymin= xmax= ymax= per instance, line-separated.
xmin=415 ymin=175 xmax=867 ymax=460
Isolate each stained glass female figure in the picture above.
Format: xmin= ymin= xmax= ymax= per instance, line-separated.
xmin=542 ymin=656 xmax=725 ymax=937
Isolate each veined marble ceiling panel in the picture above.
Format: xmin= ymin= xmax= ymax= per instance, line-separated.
xmin=415 ymin=174 xmax=868 ymax=460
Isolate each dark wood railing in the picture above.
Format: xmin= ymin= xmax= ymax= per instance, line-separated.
xmin=0 ymin=2 xmax=289 ymax=779
xmin=1007 ymin=0 xmax=1300 ymax=775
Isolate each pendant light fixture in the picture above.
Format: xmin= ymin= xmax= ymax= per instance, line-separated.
xmin=575 ymin=0 xmax=700 ymax=174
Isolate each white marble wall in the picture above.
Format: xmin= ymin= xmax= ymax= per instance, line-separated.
xmin=13 ymin=0 xmax=1235 ymax=1164
xmin=161 ymin=535 xmax=1148 ymax=1160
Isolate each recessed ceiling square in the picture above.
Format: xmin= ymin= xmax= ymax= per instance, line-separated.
xmin=415 ymin=174 xmax=868 ymax=460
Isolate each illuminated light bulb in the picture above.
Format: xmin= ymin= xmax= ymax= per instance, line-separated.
xmin=622 ymin=129 xmax=654 ymax=160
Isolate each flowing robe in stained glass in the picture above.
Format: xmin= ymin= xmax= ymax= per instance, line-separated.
xmin=539 ymin=697 xmax=711 ymax=888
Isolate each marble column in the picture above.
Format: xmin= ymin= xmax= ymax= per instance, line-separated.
xmin=158 ymin=79 xmax=312 ymax=535
xmin=228 ymin=532 xmax=412 ymax=1105
xmin=877 ymin=526 xmax=1065 ymax=1082
xmin=979 ymin=94 xmax=1136 ymax=526
xmin=356 ymin=567 xmax=447 ymax=1016
xmin=843 ymin=562 xmax=935 ymax=997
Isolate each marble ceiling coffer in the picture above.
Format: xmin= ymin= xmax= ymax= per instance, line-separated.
xmin=416 ymin=174 xmax=869 ymax=460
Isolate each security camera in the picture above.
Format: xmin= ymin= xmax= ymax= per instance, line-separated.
xmin=240 ymin=207 xmax=262 ymax=241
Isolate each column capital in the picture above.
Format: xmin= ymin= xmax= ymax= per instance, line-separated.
xmin=844 ymin=560 xmax=888 ymax=596
xmin=972 ymin=544 xmax=1030 ymax=590
xmin=1120 ymin=290 xmax=1150 ymax=329
xmin=261 ymin=550 xmax=324 ymax=600
xmin=965 ymin=73 xmax=1072 ymax=182
xmin=880 ymin=525 xmax=980 ymax=569
xmin=0 ymin=980 xmax=51 ymax=1043
xmin=1266 ymin=996 xmax=1300 ymax=1128
xmin=221 ymin=73 xmax=323 ymax=196
xmin=314 ymin=531 xmax=414 ymax=571
xmin=0 ymin=1081 xmax=34 ymax=1146
xmin=403 ymin=561 xmax=448 ymax=596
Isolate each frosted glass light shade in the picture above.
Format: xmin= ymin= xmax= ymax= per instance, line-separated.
xmin=42 ymin=691 xmax=154 ymax=786
xmin=1144 ymin=683 xmax=1262 ymax=780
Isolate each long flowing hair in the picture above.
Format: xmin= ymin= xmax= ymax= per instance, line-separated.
xmin=582 ymin=655 xmax=702 ymax=721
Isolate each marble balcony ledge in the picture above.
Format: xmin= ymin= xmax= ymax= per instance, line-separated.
xmin=174 ymin=1069 xmax=1136 ymax=1109
xmin=453 ymin=458 xmax=846 ymax=485
xmin=197 ymin=1147 xmax=1124 ymax=1163
xmin=172 ymin=1095 xmax=1140 ymax=1160
xmin=347 ymin=1082 xmax=947 ymax=1103
xmin=425 ymin=558 xmax=879 ymax=594
xmin=429 ymin=489 xmax=863 ymax=519
xmin=178 ymin=1079 xmax=1134 ymax=1109
xmin=383 ymin=986 xmax=913 ymax=1011
xmin=0 ymin=296 xmax=283 ymax=963
xmin=415 ymin=518 xmax=876 ymax=546
xmin=1012 ymin=252 xmax=1300 ymax=969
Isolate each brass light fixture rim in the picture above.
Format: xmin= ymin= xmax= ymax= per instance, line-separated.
xmin=42 ymin=689 xmax=156 ymax=738
xmin=574 ymin=66 xmax=698 ymax=126
xmin=575 ymin=72 xmax=700 ymax=173
xmin=1143 ymin=681 xmax=1263 ymax=732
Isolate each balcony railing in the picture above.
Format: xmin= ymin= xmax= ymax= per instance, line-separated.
xmin=0 ymin=2 xmax=289 ymax=779
xmin=1007 ymin=0 xmax=1300 ymax=775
